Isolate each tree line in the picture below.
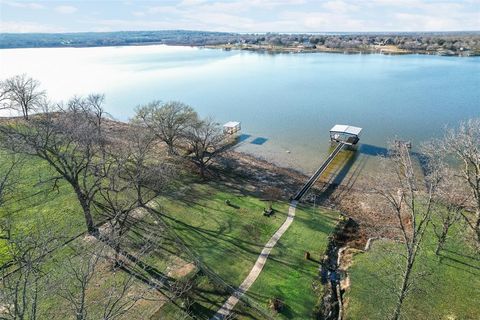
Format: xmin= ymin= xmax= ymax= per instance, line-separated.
xmin=0 ymin=74 xmax=229 ymax=319
xmin=1 ymin=31 xmax=479 ymax=56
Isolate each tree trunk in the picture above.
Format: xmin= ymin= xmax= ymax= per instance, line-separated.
xmin=435 ymin=235 xmax=445 ymax=255
xmin=113 ymin=242 xmax=121 ymax=267
xmin=391 ymin=259 xmax=413 ymax=320
xmin=76 ymin=294 xmax=86 ymax=320
xmin=113 ymin=227 xmax=122 ymax=267
xmin=167 ymin=143 xmax=176 ymax=156
xmin=73 ymin=185 xmax=97 ymax=235
xmin=476 ymin=209 xmax=480 ymax=244
xmin=435 ymin=224 xmax=449 ymax=255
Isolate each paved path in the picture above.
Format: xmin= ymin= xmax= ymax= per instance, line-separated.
xmin=211 ymin=200 xmax=298 ymax=320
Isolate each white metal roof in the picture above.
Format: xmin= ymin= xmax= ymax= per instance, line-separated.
xmin=330 ymin=124 xmax=362 ymax=136
xmin=223 ymin=121 xmax=241 ymax=128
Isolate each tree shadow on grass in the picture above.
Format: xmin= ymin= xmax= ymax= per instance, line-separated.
xmin=441 ymin=248 xmax=480 ymax=262
xmin=292 ymin=212 xmax=338 ymax=235
xmin=146 ymin=207 xmax=275 ymax=268
xmin=438 ymin=254 xmax=480 ymax=275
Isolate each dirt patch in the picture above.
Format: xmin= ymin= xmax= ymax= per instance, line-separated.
xmin=216 ymin=150 xmax=307 ymax=199
xmin=338 ymin=247 xmax=363 ymax=293
xmin=0 ymin=304 xmax=10 ymax=316
xmin=168 ymin=262 xmax=196 ymax=279
xmin=166 ymin=256 xmax=196 ymax=279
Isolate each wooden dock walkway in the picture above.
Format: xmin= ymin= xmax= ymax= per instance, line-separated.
xmin=293 ymin=142 xmax=346 ymax=201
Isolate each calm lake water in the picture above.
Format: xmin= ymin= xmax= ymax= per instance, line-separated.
xmin=1 ymin=45 xmax=479 ymax=173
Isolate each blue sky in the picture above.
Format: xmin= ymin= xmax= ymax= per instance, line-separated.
xmin=0 ymin=0 xmax=479 ymax=33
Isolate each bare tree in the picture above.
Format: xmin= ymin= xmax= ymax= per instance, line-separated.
xmin=0 ymin=228 xmax=58 ymax=320
xmin=119 ymin=125 xmax=173 ymax=208
xmin=443 ymin=118 xmax=480 ymax=244
xmin=55 ymin=239 xmax=152 ymax=320
xmin=432 ymin=168 xmax=468 ymax=255
xmin=96 ymin=231 xmax=161 ymax=320
xmin=96 ymin=126 xmax=173 ymax=265
xmin=0 ymin=95 xmax=108 ymax=235
xmin=421 ymin=140 xmax=467 ymax=254
xmin=0 ymin=154 xmax=23 ymax=240
xmin=185 ymin=117 xmax=224 ymax=178
xmin=134 ymin=101 xmax=198 ymax=155
xmin=55 ymin=243 xmax=105 ymax=320
xmin=1 ymin=74 xmax=46 ymax=120
xmin=0 ymin=79 xmax=12 ymax=110
xmin=375 ymin=141 xmax=442 ymax=320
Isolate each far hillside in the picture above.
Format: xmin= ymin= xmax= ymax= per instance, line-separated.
xmin=1 ymin=30 xmax=479 ymax=56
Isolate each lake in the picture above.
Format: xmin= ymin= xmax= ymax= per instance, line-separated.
xmin=1 ymin=45 xmax=479 ymax=173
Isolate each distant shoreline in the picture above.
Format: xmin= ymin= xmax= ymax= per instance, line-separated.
xmin=1 ymin=42 xmax=478 ymax=57
xmin=204 ymin=43 xmax=458 ymax=56
xmin=1 ymin=30 xmax=479 ymax=56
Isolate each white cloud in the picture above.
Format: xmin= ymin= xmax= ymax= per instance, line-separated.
xmin=0 ymin=20 xmax=61 ymax=33
xmin=147 ymin=6 xmax=180 ymax=14
xmin=3 ymin=1 xmax=44 ymax=9
xmin=55 ymin=5 xmax=78 ymax=14
xmin=178 ymin=0 xmax=207 ymax=6
xmin=2 ymin=0 xmax=478 ymax=33
xmin=323 ymin=1 xmax=359 ymax=14
xmin=393 ymin=12 xmax=478 ymax=31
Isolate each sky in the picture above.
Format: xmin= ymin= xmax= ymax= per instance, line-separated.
xmin=0 ymin=0 xmax=479 ymax=33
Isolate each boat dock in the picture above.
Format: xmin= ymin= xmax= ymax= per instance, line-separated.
xmin=293 ymin=124 xmax=363 ymax=201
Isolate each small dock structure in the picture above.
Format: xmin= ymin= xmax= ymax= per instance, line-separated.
xmin=329 ymin=124 xmax=362 ymax=145
xmin=223 ymin=121 xmax=241 ymax=135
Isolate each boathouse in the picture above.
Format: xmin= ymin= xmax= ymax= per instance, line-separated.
xmin=329 ymin=124 xmax=362 ymax=145
xmin=223 ymin=121 xmax=241 ymax=135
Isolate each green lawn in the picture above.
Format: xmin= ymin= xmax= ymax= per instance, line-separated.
xmin=344 ymin=219 xmax=480 ymax=320
xmin=159 ymin=182 xmax=289 ymax=285
xmin=0 ymin=155 xmax=86 ymax=265
xmin=244 ymin=205 xmax=339 ymax=319
xmin=2 ymin=155 xmax=342 ymax=320
xmin=0 ymin=155 xmax=186 ymax=319
xmin=155 ymin=182 xmax=340 ymax=319
xmin=154 ymin=182 xmax=290 ymax=318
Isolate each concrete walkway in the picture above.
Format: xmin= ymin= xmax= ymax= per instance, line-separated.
xmin=211 ymin=200 xmax=298 ymax=320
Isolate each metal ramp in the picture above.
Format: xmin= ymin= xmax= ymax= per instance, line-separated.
xmin=293 ymin=142 xmax=346 ymax=201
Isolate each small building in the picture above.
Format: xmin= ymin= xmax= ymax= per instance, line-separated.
xmin=223 ymin=121 xmax=241 ymax=135
xmin=329 ymin=124 xmax=362 ymax=145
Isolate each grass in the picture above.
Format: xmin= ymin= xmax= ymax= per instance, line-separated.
xmin=2 ymin=154 xmax=342 ymax=319
xmin=244 ymin=205 xmax=339 ymax=319
xmin=159 ymin=182 xmax=289 ymax=284
xmin=0 ymin=155 xmax=185 ymax=319
xmin=155 ymin=181 xmax=341 ymax=319
xmin=344 ymin=218 xmax=480 ymax=320
xmin=18 ymin=239 xmax=174 ymax=320
xmin=0 ymin=155 xmax=86 ymax=265
xmin=154 ymin=181 xmax=290 ymax=318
